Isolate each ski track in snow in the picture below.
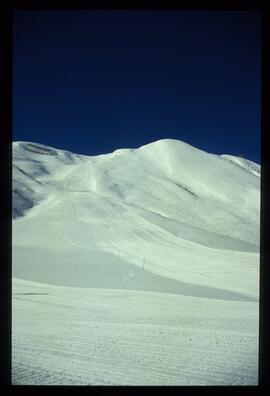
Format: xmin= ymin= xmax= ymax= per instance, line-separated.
xmin=12 ymin=139 xmax=260 ymax=385
xmin=12 ymin=279 xmax=259 ymax=386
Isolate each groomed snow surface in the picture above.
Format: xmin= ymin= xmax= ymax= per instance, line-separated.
xmin=12 ymin=139 xmax=260 ymax=385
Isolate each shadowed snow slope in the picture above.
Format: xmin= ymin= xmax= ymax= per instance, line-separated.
xmin=12 ymin=139 xmax=260 ymax=298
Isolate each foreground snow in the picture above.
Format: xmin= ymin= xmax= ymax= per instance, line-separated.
xmin=12 ymin=139 xmax=260 ymax=385
xmin=12 ymin=278 xmax=259 ymax=386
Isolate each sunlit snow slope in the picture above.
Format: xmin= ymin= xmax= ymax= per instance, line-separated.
xmin=12 ymin=139 xmax=260 ymax=385
xmin=12 ymin=139 xmax=260 ymax=299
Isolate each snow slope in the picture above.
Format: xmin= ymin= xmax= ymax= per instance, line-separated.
xmin=12 ymin=278 xmax=259 ymax=386
xmin=12 ymin=139 xmax=260 ymax=385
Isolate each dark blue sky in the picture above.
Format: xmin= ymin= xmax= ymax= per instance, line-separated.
xmin=13 ymin=10 xmax=261 ymax=163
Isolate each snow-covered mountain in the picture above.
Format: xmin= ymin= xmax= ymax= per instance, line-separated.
xmin=12 ymin=139 xmax=260 ymax=295
xmin=12 ymin=139 xmax=260 ymax=385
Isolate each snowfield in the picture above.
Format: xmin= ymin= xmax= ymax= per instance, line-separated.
xmin=12 ymin=139 xmax=260 ymax=385
xmin=12 ymin=279 xmax=258 ymax=386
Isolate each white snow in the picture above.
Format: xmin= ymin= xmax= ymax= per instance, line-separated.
xmin=12 ymin=139 xmax=260 ymax=385
xmin=12 ymin=278 xmax=259 ymax=385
